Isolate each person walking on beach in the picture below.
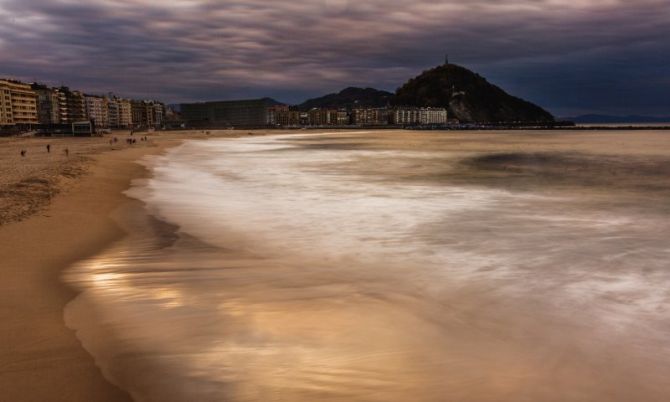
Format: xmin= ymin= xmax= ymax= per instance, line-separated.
xmin=46 ymin=144 xmax=51 ymax=153
xmin=64 ymin=148 xmax=69 ymax=157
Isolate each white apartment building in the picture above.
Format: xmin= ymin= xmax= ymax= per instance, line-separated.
xmin=107 ymin=99 xmax=120 ymax=127
xmin=119 ymin=98 xmax=132 ymax=128
xmin=85 ymin=95 xmax=109 ymax=128
xmin=391 ymin=107 xmax=448 ymax=125
xmin=419 ymin=108 xmax=448 ymax=125
xmin=390 ymin=108 xmax=421 ymax=125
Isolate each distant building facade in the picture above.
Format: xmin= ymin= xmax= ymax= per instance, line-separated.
xmin=419 ymin=108 xmax=448 ymax=125
xmin=267 ymin=106 xmax=446 ymax=127
xmin=107 ymin=98 xmax=120 ymax=128
xmin=181 ymin=98 xmax=276 ymax=127
xmin=130 ymin=100 xmax=164 ymax=128
xmin=267 ymin=105 xmax=289 ymax=126
xmin=389 ymin=107 xmax=447 ymax=125
xmin=85 ymin=95 xmax=109 ymax=128
xmin=0 ymin=79 xmax=38 ymax=125
xmin=152 ymin=102 xmax=165 ymax=128
xmin=273 ymin=109 xmax=301 ymax=126
xmin=1 ymin=77 xmax=167 ymax=134
xmin=118 ymin=98 xmax=132 ymax=128
xmin=352 ymin=108 xmax=389 ymax=125
xmin=336 ymin=110 xmax=350 ymax=125
xmin=390 ymin=108 xmax=421 ymax=125
xmin=1 ymin=76 xmax=450 ymax=133
xmin=59 ymin=87 xmax=87 ymax=124
xmin=31 ymin=84 xmax=61 ymax=124
xmin=308 ymin=109 xmax=339 ymax=126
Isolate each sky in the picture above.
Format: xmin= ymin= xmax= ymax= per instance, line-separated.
xmin=0 ymin=0 xmax=668 ymax=116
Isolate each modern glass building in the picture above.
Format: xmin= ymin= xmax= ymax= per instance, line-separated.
xmin=180 ymin=98 xmax=276 ymax=128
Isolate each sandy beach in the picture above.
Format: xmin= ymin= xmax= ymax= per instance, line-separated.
xmin=0 ymin=133 xmax=166 ymax=401
xmin=3 ymin=129 xmax=670 ymax=401
xmin=0 ymin=130 xmax=262 ymax=401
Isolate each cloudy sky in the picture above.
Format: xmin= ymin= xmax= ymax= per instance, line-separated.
xmin=1 ymin=0 xmax=668 ymax=116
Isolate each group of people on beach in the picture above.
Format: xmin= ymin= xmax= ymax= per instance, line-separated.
xmin=107 ymin=135 xmax=149 ymax=146
xmin=104 ymin=131 xmax=150 ymax=147
xmin=123 ymin=136 xmax=149 ymax=145
xmin=20 ymin=132 xmax=151 ymax=158
xmin=20 ymin=144 xmax=68 ymax=157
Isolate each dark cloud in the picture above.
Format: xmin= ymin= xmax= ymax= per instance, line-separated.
xmin=0 ymin=0 xmax=668 ymax=115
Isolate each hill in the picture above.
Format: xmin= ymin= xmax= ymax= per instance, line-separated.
xmin=394 ymin=64 xmax=554 ymax=123
xmin=298 ymin=87 xmax=393 ymax=111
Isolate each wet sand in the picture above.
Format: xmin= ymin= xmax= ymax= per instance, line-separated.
xmin=65 ymin=130 xmax=670 ymax=401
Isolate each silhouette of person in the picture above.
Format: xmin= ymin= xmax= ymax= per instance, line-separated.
xmin=46 ymin=144 xmax=51 ymax=153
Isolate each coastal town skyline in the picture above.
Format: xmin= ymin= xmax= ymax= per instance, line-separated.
xmin=1 ymin=0 xmax=669 ymax=117
xmin=1 ymin=77 xmax=454 ymax=131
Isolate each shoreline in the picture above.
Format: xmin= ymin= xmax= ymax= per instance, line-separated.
xmin=0 ymin=138 xmax=181 ymax=401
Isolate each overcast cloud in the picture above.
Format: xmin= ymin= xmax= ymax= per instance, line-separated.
xmin=0 ymin=0 xmax=668 ymax=115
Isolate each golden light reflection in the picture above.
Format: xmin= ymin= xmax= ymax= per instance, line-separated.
xmin=149 ymin=287 xmax=185 ymax=308
xmin=92 ymin=272 xmax=124 ymax=286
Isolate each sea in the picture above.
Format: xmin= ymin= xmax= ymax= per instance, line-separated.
xmin=64 ymin=131 xmax=670 ymax=402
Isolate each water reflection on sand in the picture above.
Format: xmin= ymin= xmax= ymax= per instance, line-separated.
xmin=66 ymin=131 xmax=670 ymax=402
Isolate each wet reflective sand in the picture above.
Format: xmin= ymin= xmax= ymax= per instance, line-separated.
xmin=65 ymin=131 xmax=670 ymax=401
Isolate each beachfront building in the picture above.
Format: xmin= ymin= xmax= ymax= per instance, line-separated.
xmin=32 ymin=84 xmax=62 ymax=125
xmin=131 ymin=100 xmax=153 ymax=128
xmin=181 ymin=98 xmax=277 ymax=128
xmin=118 ymin=98 xmax=132 ymax=128
xmin=267 ymin=104 xmax=290 ymax=126
xmin=107 ymin=98 xmax=121 ymax=128
xmin=1 ymin=78 xmax=168 ymax=134
xmin=58 ymin=87 xmax=87 ymax=124
xmin=152 ymin=102 xmax=165 ymax=128
xmin=0 ymin=79 xmax=38 ymax=126
xmin=85 ymin=95 xmax=109 ymax=128
xmin=390 ymin=108 xmax=421 ymax=125
xmin=55 ymin=89 xmax=68 ymax=124
xmin=352 ymin=108 xmax=389 ymax=126
xmin=131 ymin=100 xmax=165 ymax=129
xmin=308 ymin=108 xmax=339 ymax=126
xmin=106 ymin=97 xmax=133 ymax=128
xmin=390 ymin=107 xmax=448 ymax=126
xmin=0 ymin=85 xmax=10 ymax=126
xmin=268 ymin=106 xmax=446 ymax=128
xmin=273 ymin=109 xmax=301 ymax=126
xmin=336 ymin=110 xmax=350 ymax=125
xmin=419 ymin=107 xmax=448 ymax=125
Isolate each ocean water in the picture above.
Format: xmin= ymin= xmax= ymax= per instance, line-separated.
xmin=65 ymin=132 xmax=670 ymax=401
